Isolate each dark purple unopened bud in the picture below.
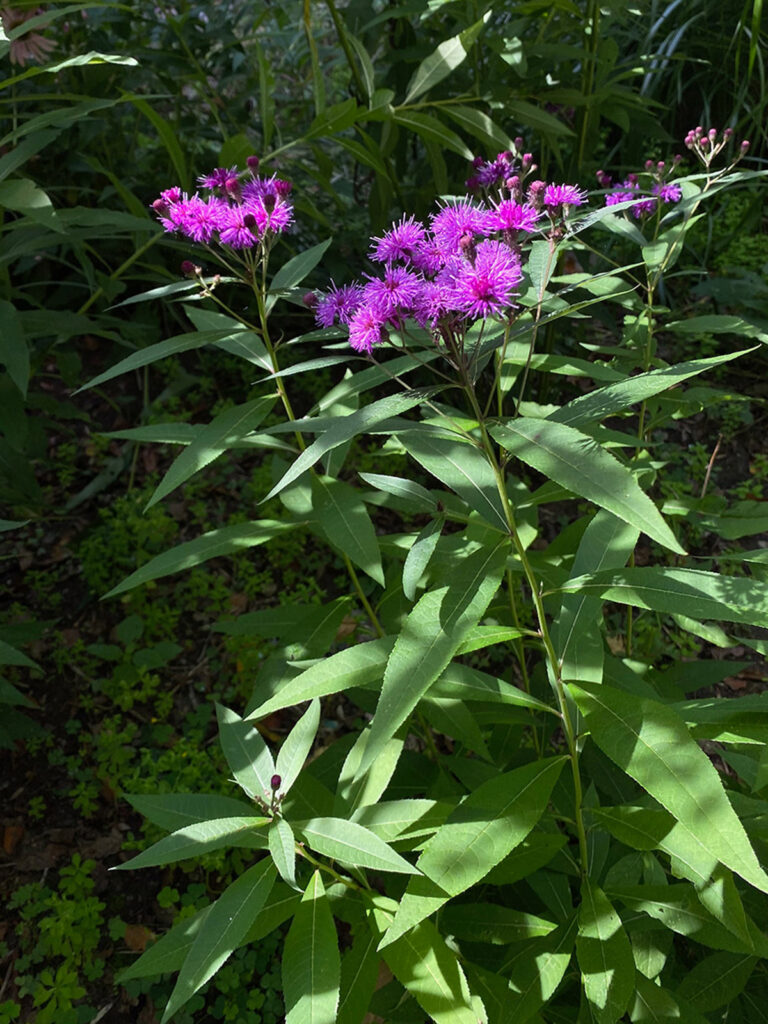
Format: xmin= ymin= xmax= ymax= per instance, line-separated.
xmin=472 ymin=155 xmax=484 ymax=169
xmin=465 ymin=175 xmax=480 ymax=191
xmin=303 ymin=291 xmax=317 ymax=308
xmin=627 ymin=173 xmax=639 ymax=186
xmin=700 ymin=137 xmax=710 ymax=149
xmin=243 ymin=213 xmax=257 ymax=229
xmin=181 ymin=260 xmax=197 ymax=277
xmin=741 ymin=139 xmax=751 ymax=152
xmin=708 ymin=128 xmax=717 ymax=141
xmin=522 ymin=152 xmax=533 ymax=170
xmin=644 ymin=159 xmax=654 ymax=170
xmin=673 ymin=153 xmax=683 ymax=163
xmin=225 ymin=177 xmax=241 ymax=199
xmin=723 ymin=127 xmax=734 ymax=139
xmin=152 ymin=198 xmax=169 ymax=215
xmin=657 ymin=161 xmax=665 ymax=170
xmin=263 ymin=194 xmax=276 ymax=213
xmin=695 ymin=125 xmax=704 ymax=137
xmin=270 ymin=774 xmax=281 ymax=790
xmin=246 ymin=154 xmax=260 ymax=171
xmin=274 ymin=179 xmax=292 ymax=197
xmin=595 ymin=170 xmax=611 ymax=187
xmin=514 ymin=136 xmax=524 ymax=153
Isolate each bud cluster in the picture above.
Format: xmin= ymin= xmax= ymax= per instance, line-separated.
xmin=684 ymin=126 xmax=749 ymax=168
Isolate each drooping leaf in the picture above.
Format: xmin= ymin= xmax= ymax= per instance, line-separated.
xmin=558 ymin=566 xmax=768 ymax=627
xmin=491 ymin=419 xmax=684 ymax=553
xmin=441 ymin=903 xmax=556 ymax=945
xmin=114 ymin=816 xmax=269 ymax=870
xmin=283 ymin=872 xmax=340 ymax=1024
xmin=504 ymin=917 xmax=578 ymax=1020
xmin=576 ymin=882 xmax=635 ymax=1024
xmin=403 ymin=17 xmax=487 ymax=104
xmin=146 ymin=396 xmax=275 ymax=508
xmin=337 ymin=928 xmax=380 ymax=1024
xmin=370 ymin=898 xmax=486 ymax=1024
xmin=381 ymin=757 xmax=566 ymax=947
xmin=398 ymin=428 xmax=508 ymax=532
xmin=572 ymin=682 xmax=768 ymax=893
xmin=267 ymin=239 xmax=332 ymax=312
xmin=554 ymin=511 xmax=639 ymax=684
xmin=104 ymin=520 xmax=296 ymax=598
xmin=125 ymin=793 xmax=257 ymax=833
xmin=675 ymin=952 xmax=757 ymax=1011
xmin=358 ymin=541 xmax=508 ymax=775
xmin=247 ymin=637 xmax=395 ymax=719
xmin=117 ymin=905 xmax=210 ymax=982
xmin=161 ymin=859 xmax=276 ymax=1023
xmin=311 ymin=476 xmax=384 ymax=586
xmin=265 ymin=389 xmax=440 ymax=501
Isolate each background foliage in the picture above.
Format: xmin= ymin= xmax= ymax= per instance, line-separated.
xmin=1 ymin=1 xmax=767 ymax=1022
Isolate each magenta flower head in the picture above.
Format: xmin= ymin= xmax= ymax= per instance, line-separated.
xmin=218 ymin=205 xmax=260 ymax=248
xmin=543 ymin=183 xmax=588 ymax=211
xmin=442 ymin=239 xmax=522 ymax=319
xmin=315 ymin=282 xmax=364 ymax=327
xmin=487 ymin=198 xmax=541 ymax=234
xmin=361 ymin=266 xmax=423 ymax=319
xmin=198 ymin=166 xmax=239 ymax=190
xmin=348 ymin=305 xmax=386 ymax=354
xmin=652 ymin=182 xmax=682 ymax=204
xmin=370 ymin=214 xmax=427 ymax=266
xmin=430 ymin=199 xmax=492 ymax=256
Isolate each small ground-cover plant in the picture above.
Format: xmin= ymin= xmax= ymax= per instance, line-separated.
xmin=87 ymin=123 xmax=768 ymax=1024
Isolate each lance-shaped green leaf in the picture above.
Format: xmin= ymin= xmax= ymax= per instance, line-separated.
xmin=276 ymin=698 xmax=320 ymax=796
xmin=77 ymin=330 xmax=249 ymax=393
xmin=381 ymin=757 xmax=566 ymax=947
xmin=117 ymin=905 xmax=211 ymax=982
xmin=114 ymin=816 xmax=269 ymax=870
xmin=217 ymin=704 xmax=275 ymax=803
xmin=392 ymin=110 xmax=474 ymax=160
xmin=554 ymin=511 xmax=639 ymax=685
xmin=504 ymin=917 xmax=578 ymax=1020
xmin=0 ymin=638 xmax=38 ymax=669
xmin=283 ymin=872 xmax=340 ymax=1024
xmin=572 ymin=682 xmax=768 ymax=893
xmin=104 ymin=520 xmax=296 ymax=598
xmin=491 ymin=419 xmax=684 ymax=554
xmin=184 ymin=305 xmax=271 ymax=369
xmin=269 ymin=817 xmax=298 ymax=890
xmin=358 ymin=541 xmax=508 ymax=776
xmin=337 ymin=928 xmax=380 ymax=1024
xmin=576 ymin=882 xmax=635 ymax=1024
xmin=125 ymin=792 xmax=258 ymax=833
xmin=265 ymin=390 xmax=439 ymax=501
xmin=214 ymin=597 xmax=350 ymax=658
xmin=146 ymin=396 xmax=274 ymax=509
xmin=247 ymin=636 xmax=395 ymax=719
xmin=607 ymin=883 xmax=766 ymax=955
xmin=296 ymin=817 xmax=420 ymax=874
xmin=630 ymin=976 xmax=708 ymax=1024
xmin=335 ymin=731 xmax=404 ymax=814
xmin=359 ymin=472 xmax=438 ymax=513
xmin=404 ymin=15 xmax=487 ymax=104
xmin=0 ymin=300 xmax=29 ymax=397
xmin=676 ymin=952 xmax=757 ymax=1012
xmin=266 ymin=239 xmax=331 ymax=313
xmin=398 ymin=429 xmax=508 ymax=532
xmin=370 ymin=899 xmax=486 ymax=1024
xmin=161 ymin=858 xmax=276 ymax=1023
xmin=351 ymin=799 xmax=451 ymax=844
xmin=558 ymin=566 xmax=768 ymax=627
xmin=402 ymin=515 xmax=443 ymax=601
xmin=311 ymin=476 xmax=384 ymax=586
xmin=549 ymin=348 xmax=753 ymax=428
xmin=441 ymin=903 xmax=556 ymax=945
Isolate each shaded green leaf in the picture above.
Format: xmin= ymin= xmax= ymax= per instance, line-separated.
xmin=217 ymin=703 xmax=275 ymax=803
xmin=577 ymin=882 xmax=634 ymax=1024
xmin=283 ymin=872 xmax=340 ymax=1024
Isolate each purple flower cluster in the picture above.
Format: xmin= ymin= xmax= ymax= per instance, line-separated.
xmin=151 ymin=161 xmax=293 ymax=252
xmin=315 ymin=184 xmax=582 ymax=354
xmin=598 ymin=159 xmax=683 ymax=219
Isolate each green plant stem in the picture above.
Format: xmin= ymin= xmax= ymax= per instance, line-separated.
xmin=322 ymin=0 xmax=367 ymax=101
xmin=343 ymin=554 xmax=384 ymax=638
xmin=296 ymin=844 xmax=364 ymax=893
xmin=465 ymin=381 xmax=590 ymax=880
xmin=418 ymin=712 xmax=442 ymax=764
xmin=506 ymin=567 xmax=542 ymax=757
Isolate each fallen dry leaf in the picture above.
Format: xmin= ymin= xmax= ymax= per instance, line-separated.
xmin=3 ymin=824 xmax=24 ymax=855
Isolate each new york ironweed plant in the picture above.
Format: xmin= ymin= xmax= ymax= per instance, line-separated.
xmin=85 ymin=128 xmax=768 ymax=1023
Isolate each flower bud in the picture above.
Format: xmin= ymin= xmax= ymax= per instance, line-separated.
xmin=472 ymin=155 xmax=484 ymax=168
xmin=243 ymin=213 xmax=257 ymax=229
xmin=263 ymin=194 xmax=276 ymax=213
xmin=741 ymin=139 xmax=751 ymax=152
xmin=303 ymin=291 xmax=317 ymax=308
xmin=181 ymin=261 xmax=199 ymax=277
xmin=275 ymin=179 xmax=292 ymax=197
xmin=270 ymin=774 xmax=281 ymax=791
xmin=246 ymin=154 xmax=260 ymax=171
xmin=644 ymin=159 xmax=654 ymax=170
xmin=152 ymin=198 xmax=169 ymax=215
xmin=708 ymin=128 xmax=717 ymax=141
xmin=723 ymin=127 xmax=734 ymax=139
